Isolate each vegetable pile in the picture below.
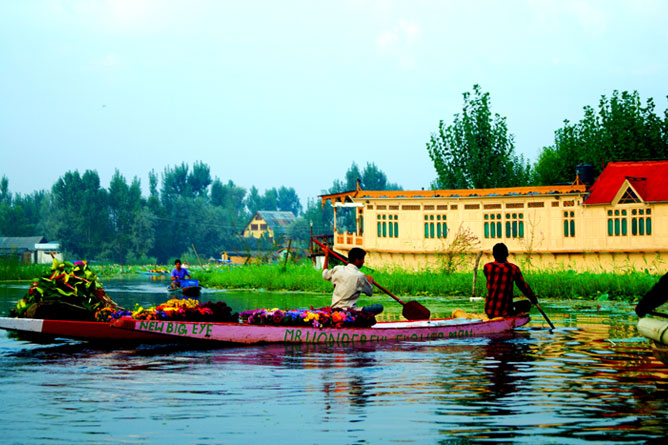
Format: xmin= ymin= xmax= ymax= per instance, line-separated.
xmin=10 ymin=259 xmax=120 ymax=321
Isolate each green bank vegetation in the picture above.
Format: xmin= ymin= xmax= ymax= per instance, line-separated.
xmin=2 ymin=258 xmax=659 ymax=303
xmin=197 ymin=263 xmax=655 ymax=303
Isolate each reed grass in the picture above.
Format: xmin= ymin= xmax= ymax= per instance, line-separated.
xmin=197 ymin=262 xmax=659 ymax=302
xmin=2 ymin=257 xmax=657 ymax=302
xmin=0 ymin=257 xmax=50 ymax=281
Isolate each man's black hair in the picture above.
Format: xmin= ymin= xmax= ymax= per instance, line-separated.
xmin=492 ymin=243 xmax=509 ymax=262
xmin=175 ymin=259 xmax=182 ymax=265
xmin=348 ymin=247 xmax=366 ymax=263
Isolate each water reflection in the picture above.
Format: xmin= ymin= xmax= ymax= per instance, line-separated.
xmin=2 ymin=279 xmax=668 ymax=442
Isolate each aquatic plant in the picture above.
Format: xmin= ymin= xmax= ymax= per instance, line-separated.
xmin=197 ymin=262 xmax=659 ymax=302
xmin=9 ymin=259 xmax=119 ymax=319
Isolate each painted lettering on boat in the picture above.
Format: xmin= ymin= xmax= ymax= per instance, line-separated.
xmin=139 ymin=321 xmax=212 ymax=338
xmin=448 ymin=329 xmax=474 ymax=338
xmin=394 ymin=332 xmax=445 ymax=341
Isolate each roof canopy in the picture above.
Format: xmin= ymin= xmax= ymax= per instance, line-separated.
xmin=320 ymin=184 xmax=587 ymax=205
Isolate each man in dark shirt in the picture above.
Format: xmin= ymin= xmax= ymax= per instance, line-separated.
xmin=484 ymin=243 xmax=537 ymax=318
xmin=635 ymin=272 xmax=668 ymax=317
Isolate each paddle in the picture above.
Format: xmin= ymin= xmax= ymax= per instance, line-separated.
xmin=533 ymin=299 xmax=555 ymax=329
xmin=312 ymin=238 xmax=430 ymax=320
xmin=649 ymin=311 xmax=668 ymax=318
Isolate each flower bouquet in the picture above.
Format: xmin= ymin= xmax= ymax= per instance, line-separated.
xmin=239 ymin=306 xmax=376 ymax=329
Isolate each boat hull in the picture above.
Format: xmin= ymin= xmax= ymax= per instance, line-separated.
xmin=167 ymin=286 xmax=201 ymax=298
xmin=112 ymin=315 xmax=530 ymax=346
xmin=637 ymin=317 xmax=668 ymax=366
xmin=0 ymin=317 xmax=178 ymax=343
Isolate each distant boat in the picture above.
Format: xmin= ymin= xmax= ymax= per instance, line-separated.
xmin=168 ymin=279 xmax=201 ymax=298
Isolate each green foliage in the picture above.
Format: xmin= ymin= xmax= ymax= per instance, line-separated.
xmin=198 ymin=263 xmax=657 ymax=302
xmin=9 ymin=259 xmax=119 ymax=318
xmin=426 ymin=85 xmax=532 ymax=189
xmin=534 ymin=90 xmax=668 ymax=184
xmin=0 ymin=256 xmax=50 ymax=281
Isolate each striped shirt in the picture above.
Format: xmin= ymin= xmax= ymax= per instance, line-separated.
xmin=483 ymin=261 xmax=536 ymax=318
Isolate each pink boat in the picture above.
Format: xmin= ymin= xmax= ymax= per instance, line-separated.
xmin=0 ymin=316 xmax=180 ymax=343
xmin=111 ymin=315 xmax=530 ymax=346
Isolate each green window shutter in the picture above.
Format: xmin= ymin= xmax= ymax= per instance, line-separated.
xmin=519 ymin=221 xmax=524 ymax=238
xmin=443 ymin=222 xmax=447 ymax=237
xmin=505 ymin=222 xmax=511 ymax=238
xmin=484 ymin=222 xmax=490 ymax=238
xmin=614 ymin=218 xmax=620 ymax=236
xmin=429 ymin=223 xmax=434 ymax=238
xmin=621 ymin=218 xmax=627 ymax=236
xmin=608 ymin=219 xmax=613 ymax=236
xmin=382 ymin=222 xmax=387 ymax=237
xmin=639 ymin=219 xmax=645 ymax=236
xmin=378 ymin=222 xmax=382 ymax=237
xmin=564 ymin=220 xmax=569 ymax=237
xmin=496 ymin=222 xmax=502 ymax=238
xmin=512 ymin=221 xmax=518 ymax=238
xmin=646 ymin=217 xmax=651 ymax=235
xmin=424 ymin=223 xmax=429 ymax=238
xmin=394 ymin=222 xmax=399 ymax=238
xmin=389 ymin=220 xmax=394 ymax=237
xmin=437 ymin=223 xmax=441 ymax=238
xmin=632 ymin=218 xmax=637 ymax=235
xmin=570 ymin=220 xmax=575 ymax=237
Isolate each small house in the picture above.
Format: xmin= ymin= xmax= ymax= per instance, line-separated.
xmin=0 ymin=236 xmax=63 ymax=264
xmin=242 ymin=211 xmax=296 ymax=239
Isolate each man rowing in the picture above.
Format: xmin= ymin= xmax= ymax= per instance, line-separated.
xmin=322 ymin=247 xmax=383 ymax=315
xmin=484 ymin=243 xmax=536 ymax=318
xmin=170 ymin=259 xmax=191 ymax=289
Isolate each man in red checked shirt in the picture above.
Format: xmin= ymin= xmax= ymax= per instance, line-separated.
xmin=484 ymin=243 xmax=537 ymax=318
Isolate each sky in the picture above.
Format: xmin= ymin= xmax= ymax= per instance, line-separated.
xmin=1 ymin=0 xmax=667 ymax=206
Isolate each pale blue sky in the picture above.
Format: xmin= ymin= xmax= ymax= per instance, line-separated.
xmin=1 ymin=0 xmax=667 ymax=205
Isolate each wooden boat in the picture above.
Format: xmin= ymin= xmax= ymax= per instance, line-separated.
xmin=167 ymin=285 xmax=201 ymax=298
xmin=112 ymin=315 xmax=530 ymax=346
xmin=637 ymin=316 xmax=668 ymax=366
xmin=0 ymin=316 xmax=178 ymax=343
xmin=168 ymin=278 xmax=201 ymax=298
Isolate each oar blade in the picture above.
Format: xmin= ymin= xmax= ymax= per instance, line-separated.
xmin=402 ymin=301 xmax=431 ymax=321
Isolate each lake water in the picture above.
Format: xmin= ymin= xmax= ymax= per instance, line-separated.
xmin=1 ymin=277 xmax=667 ymax=444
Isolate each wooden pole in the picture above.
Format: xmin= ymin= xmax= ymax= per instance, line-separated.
xmin=283 ymin=239 xmax=292 ymax=271
xmin=191 ymin=243 xmax=205 ymax=270
xmin=472 ymin=251 xmax=483 ymax=297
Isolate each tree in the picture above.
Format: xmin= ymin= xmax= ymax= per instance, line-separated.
xmin=276 ymin=186 xmax=302 ymax=215
xmin=51 ymin=170 xmax=110 ymax=258
xmin=534 ymin=90 xmax=668 ymax=184
xmin=108 ymin=170 xmax=145 ymax=264
xmin=426 ymin=84 xmax=531 ymax=189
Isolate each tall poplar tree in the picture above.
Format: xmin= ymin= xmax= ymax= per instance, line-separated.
xmin=426 ymin=85 xmax=531 ymax=189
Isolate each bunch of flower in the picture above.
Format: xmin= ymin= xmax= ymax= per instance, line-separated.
xmin=98 ymin=299 xmax=237 ymax=323
xmin=239 ymin=306 xmax=376 ymax=329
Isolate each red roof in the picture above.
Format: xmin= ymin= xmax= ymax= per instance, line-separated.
xmin=584 ymin=161 xmax=668 ymax=204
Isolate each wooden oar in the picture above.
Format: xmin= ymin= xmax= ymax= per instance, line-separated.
xmin=313 ymin=238 xmax=430 ymax=320
xmin=649 ymin=311 xmax=668 ymax=318
xmin=533 ymin=300 xmax=555 ymax=329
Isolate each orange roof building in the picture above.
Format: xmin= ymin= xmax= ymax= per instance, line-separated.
xmin=319 ymin=161 xmax=668 ymax=272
